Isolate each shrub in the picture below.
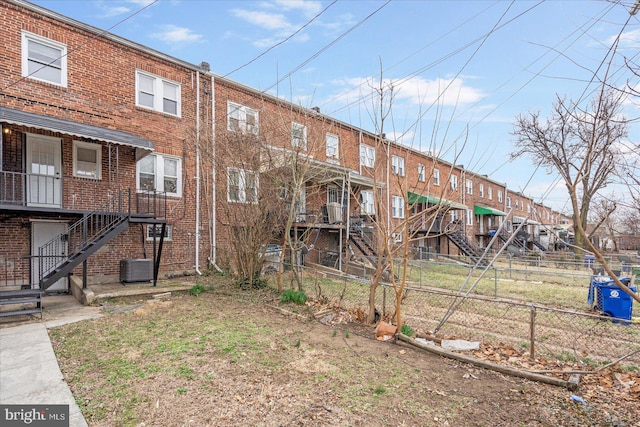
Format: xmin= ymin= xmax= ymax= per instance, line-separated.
xmin=281 ymin=289 xmax=307 ymax=305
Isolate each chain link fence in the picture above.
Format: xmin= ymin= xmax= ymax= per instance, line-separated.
xmin=271 ymin=263 xmax=640 ymax=372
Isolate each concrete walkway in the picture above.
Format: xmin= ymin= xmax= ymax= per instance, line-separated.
xmin=0 ymin=295 xmax=103 ymax=427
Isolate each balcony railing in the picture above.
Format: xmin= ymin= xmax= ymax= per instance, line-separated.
xmin=0 ymin=170 xmax=139 ymax=212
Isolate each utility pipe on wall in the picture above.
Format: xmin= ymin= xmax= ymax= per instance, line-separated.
xmin=194 ymin=71 xmax=202 ymax=275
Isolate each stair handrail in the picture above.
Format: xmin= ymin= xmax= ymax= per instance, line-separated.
xmin=37 ymin=189 xmax=130 ymax=284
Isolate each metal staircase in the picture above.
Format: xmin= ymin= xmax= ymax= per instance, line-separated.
xmin=37 ymin=189 xmax=166 ymax=290
xmin=532 ymin=240 xmax=547 ymax=252
xmin=445 ymin=229 xmax=489 ymax=267
xmin=348 ymin=220 xmax=377 ymax=259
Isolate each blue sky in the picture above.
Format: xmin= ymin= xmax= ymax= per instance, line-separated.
xmin=30 ymin=0 xmax=640 ymax=212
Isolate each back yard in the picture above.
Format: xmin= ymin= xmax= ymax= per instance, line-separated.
xmin=49 ymin=277 xmax=639 ymax=426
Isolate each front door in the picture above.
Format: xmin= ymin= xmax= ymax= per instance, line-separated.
xmin=26 ymin=134 xmax=62 ymax=207
xmin=32 ymin=221 xmax=68 ymax=292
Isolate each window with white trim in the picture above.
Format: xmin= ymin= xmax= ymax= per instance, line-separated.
xmin=326 ymin=133 xmax=339 ymax=162
xmin=465 ymin=179 xmax=473 ymax=195
xmin=228 ymin=102 xmax=258 ymax=134
xmin=137 ymin=154 xmax=182 ymax=196
xmin=392 ymin=232 xmax=402 ymax=243
xmin=433 ymin=169 xmax=440 ymax=186
xmin=392 ymin=196 xmax=404 ymax=218
xmin=515 ymin=199 xmax=519 ymax=210
xmin=292 ymin=122 xmax=307 ymax=149
xmin=73 ymin=141 xmax=102 ymax=179
xmin=360 ymin=144 xmax=375 ymax=168
xmin=450 ymin=175 xmax=458 ymax=191
xmin=487 ymin=187 xmax=493 ymax=200
xmin=466 ymin=209 xmax=473 ymax=225
xmin=136 ymin=70 xmax=181 ymax=116
xmin=146 ymin=224 xmax=173 ymax=241
xmin=450 ymin=211 xmax=458 ymax=222
xmin=227 ymin=167 xmax=258 ymax=203
xmin=391 ymin=155 xmax=405 ymax=176
xmin=22 ymin=32 xmax=67 ymax=87
xmin=498 ymin=190 xmax=503 ymax=203
xmin=479 ymin=184 xmax=484 ymax=198
xmin=360 ymin=190 xmax=375 ymax=215
xmin=417 ymin=164 xmax=426 ymax=182
xmin=506 ymin=196 xmax=512 ymax=208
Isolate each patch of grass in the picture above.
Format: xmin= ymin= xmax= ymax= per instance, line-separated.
xmin=189 ymin=284 xmax=206 ymax=296
xmin=281 ymin=289 xmax=307 ymax=305
xmin=400 ymin=324 xmax=414 ymax=336
xmin=176 ymin=388 xmax=187 ymax=395
xmin=373 ymin=385 xmax=386 ymax=395
xmin=175 ymin=363 xmax=195 ymax=380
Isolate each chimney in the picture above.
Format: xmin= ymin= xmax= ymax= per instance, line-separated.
xmin=199 ymin=61 xmax=210 ymax=72
xmin=311 ymin=106 xmax=320 ymax=113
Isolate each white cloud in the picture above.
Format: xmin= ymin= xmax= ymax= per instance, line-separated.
xmin=230 ymin=9 xmax=292 ymax=31
xmin=273 ymin=0 xmax=322 ymax=16
xmin=607 ymin=29 xmax=640 ymax=49
xmin=151 ymin=25 xmax=203 ymax=44
xmin=100 ymin=5 xmax=131 ymax=17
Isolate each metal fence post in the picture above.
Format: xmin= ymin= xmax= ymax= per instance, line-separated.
xmin=383 ymin=284 xmax=387 ymax=317
xmin=530 ymin=305 xmax=536 ymax=360
xmin=494 ymin=267 xmax=498 ymax=298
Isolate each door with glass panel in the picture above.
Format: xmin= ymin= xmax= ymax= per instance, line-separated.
xmin=26 ymin=134 xmax=62 ymax=207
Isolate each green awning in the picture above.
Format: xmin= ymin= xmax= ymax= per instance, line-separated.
xmin=474 ymin=205 xmax=506 ymax=216
xmin=408 ymin=192 xmax=467 ymax=210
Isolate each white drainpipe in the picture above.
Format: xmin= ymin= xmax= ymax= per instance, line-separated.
xmin=195 ymin=72 xmax=202 ymax=275
xmin=209 ymin=75 xmax=222 ymax=272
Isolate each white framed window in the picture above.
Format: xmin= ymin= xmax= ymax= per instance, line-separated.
xmin=22 ymin=31 xmax=67 ymax=87
xmin=136 ymin=70 xmax=181 ymax=116
xmin=228 ymin=102 xmax=258 ymax=134
xmin=417 ymin=164 xmax=426 ymax=182
xmin=137 ymin=154 xmax=182 ymax=196
xmin=465 ymin=180 xmax=473 ymax=195
xmin=326 ymin=133 xmax=339 ymax=162
xmin=227 ymin=167 xmax=258 ymax=203
xmin=479 ymin=184 xmax=484 ymax=198
xmin=466 ymin=209 xmax=473 ymax=225
xmin=515 ymin=199 xmax=519 ymax=210
xmin=391 ymin=155 xmax=405 ymax=176
xmin=450 ymin=211 xmax=458 ymax=222
xmin=292 ymin=122 xmax=307 ymax=149
xmin=392 ymin=232 xmax=402 ymax=243
xmin=146 ymin=224 xmax=173 ymax=241
xmin=360 ymin=144 xmax=375 ymax=168
xmin=498 ymin=190 xmax=503 ymax=203
xmin=433 ymin=169 xmax=440 ymax=186
xmin=360 ymin=190 xmax=375 ymax=215
xmin=73 ymin=141 xmax=102 ymax=179
xmin=487 ymin=187 xmax=493 ymax=200
xmin=327 ymin=186 xmax=347 ymax=205
xmin=392 ymin=195 xmax=404 ymax=218
xmin=506 ymin=196 xmax=512 ymax=208
xmin=450 ymin=175 xmax=458 ymax=191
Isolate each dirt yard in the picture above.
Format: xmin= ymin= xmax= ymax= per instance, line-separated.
xmin=49 ymin=285 xmax=639 ymax=426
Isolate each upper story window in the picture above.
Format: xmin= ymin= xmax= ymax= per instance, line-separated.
xmin=360 ymin=144 xmax=375 ymax=168
xmin=360 ymin=190 xmax=375 ymax=215
xmin=73 ymin=141 xmax=101 ymax=179
xmin=433 ymin=169 xmax=440 ymax=186
xmin=228 ymin=167 xmax=258 ymax=203
xmin=466 ymin=209 xmax=473 ymax=225
xmin=228 ymin=102 xmax=258 ymax=134
xmin=487 ymin=187 xmax=493 ymax=200
xmin=22 ymin=32 xmax=67 ymax=87
xmin=417 ymin=164 xmax=426 ymax=182
xmin=515 ymin=199 xmax=519 ymax=210
xmin=498 ymin=190 xmax=503 ymax=203
xmin=391 ymin=155 xmax=405 ymax=176
xmin=136 ymin=70 xmax=181 ymax=116
xmin=465 ymin=180 xmax=473 ymax=195
xmin=479 ymin=184 xmax=484 ymax=198
xmin=137 ymin=154 xmax=182 ymax=197
xmin=326 ymin=133 xmax=339 ymax=162
xmin=292 ymin=122 xmax=307 ymax=149
xmin=450 ymin=175 xmax=458 ymax=191
xmin=392 ymin=195 xmax=404 ymax=218
xmin=506 ymin=196 xmax=512 ymax=208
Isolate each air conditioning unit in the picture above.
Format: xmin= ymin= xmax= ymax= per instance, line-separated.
xmin=120 ymin=259 xmax=153 ymax=283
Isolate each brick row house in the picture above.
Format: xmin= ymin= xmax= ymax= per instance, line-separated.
xmin=1 ymin=0 xmax=567 ymax=301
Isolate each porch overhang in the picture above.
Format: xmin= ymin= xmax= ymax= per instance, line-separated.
xmin=473 ymin=205 xmax=506 ymax=216
xmin=407 ymin=192 xmax=467 ymax=210
xmin=0 ymin=106 xmax=155 ymax=157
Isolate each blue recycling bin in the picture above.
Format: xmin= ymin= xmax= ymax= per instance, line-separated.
xmin=588 ymin=277 xmax=635 ymax=323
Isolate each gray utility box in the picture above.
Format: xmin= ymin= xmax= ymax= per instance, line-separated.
xmin=120 ymin=259 xmax=153 ymax=283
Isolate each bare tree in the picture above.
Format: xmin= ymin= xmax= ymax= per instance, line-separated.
xmin=511 ymin=91 xmax=628 ymax=252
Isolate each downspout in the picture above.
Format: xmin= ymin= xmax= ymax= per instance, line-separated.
xmin=209 ymin=75 xmax=223 ymax=273
xmin=195 ymin=71 xmax=202 ymax=275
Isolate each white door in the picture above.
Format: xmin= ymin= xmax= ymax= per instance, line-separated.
xmin=32 ymin=221 xmax=68 ymax=292
xmin=26 ymin=134 xmax=62 ymax=207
